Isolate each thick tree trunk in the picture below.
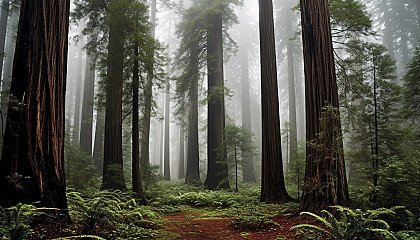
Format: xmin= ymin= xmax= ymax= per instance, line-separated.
xmin=299 ymin=0 xmax=349 ymax=214
xmin=0 ymin=0 xmax=70 ymax=211
xmin=102 ymin=0 xmax=126 ymax=190
xmin=73 ymin=46 xmax=84 ymax=145
xmin=164 ymin=79 xmax=170 ymax=180
xmin=204 ymin=3 xmax=229 ymax=190
xmin=79 ymin=55 xmax=95 ymax=155
xmin=178 ymin=122 xmax=185 ymax=179
xmin=259 ymin=0 xmax=290 ymax=204
xmin=132 ymin=41 xmax=144 ymax=198
xmin=93 ymin=109 xmax=104 ymax=175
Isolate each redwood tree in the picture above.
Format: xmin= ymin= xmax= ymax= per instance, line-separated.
xmin=299 ymin=0 xmax=349 ymax=213
xmin=101 ymin=0 xmax=126 ymax=190
xmin=204 ymin=1 xmax=229 ymax=190
xmin=0 ymin=0 xmax=70 ymax=210
xmin=259 ymin=0 xmax=290 ymax=203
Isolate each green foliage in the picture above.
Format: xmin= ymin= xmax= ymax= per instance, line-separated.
xmin=290 ymin=206 xmax=398 ymax=240
xmin=232 ymin=204 xmax=278 ymax=230
xmin=67 ymin=189 xmax=158 ymax=237
xmin=65 ymin=141 xmax=100 ymax=191
xmin=403 ymin=46 xmax=420 ymax=119
xmin=146 ymin=180 xmax=261 ymax=208
xmin=215 ymin=123 xmax=256 ymax=191
xmin=0 ymin=203 xmax=37 ymax=240
xmin=284 ymin=139 xmax=305 ymax=200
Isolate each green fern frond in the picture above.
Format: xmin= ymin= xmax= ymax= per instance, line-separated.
xmin=299 ymin=211 xmax=335 ymax=232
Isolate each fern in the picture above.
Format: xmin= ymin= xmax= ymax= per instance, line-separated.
xmin=0 ymin=203 xmax=38 ymax=239
xmin=290 ymin=206 xmax=399 ymax=240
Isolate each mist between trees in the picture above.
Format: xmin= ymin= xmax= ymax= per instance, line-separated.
xmin=0 ymin=0 xmax=420 ymax=238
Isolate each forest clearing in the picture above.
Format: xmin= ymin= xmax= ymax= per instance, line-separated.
xmin=1 ymin=0 xmax=420 ymax=239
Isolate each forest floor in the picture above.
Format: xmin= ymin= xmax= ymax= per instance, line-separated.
xmin=158 ymin=209 xmax=320 ymax=240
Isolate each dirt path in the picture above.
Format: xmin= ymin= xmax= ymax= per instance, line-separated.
xmin=159 ymin=211 xmax=312 ymax=239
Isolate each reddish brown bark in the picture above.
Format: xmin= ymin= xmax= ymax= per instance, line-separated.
xmin=101 ymin=0 xmax=126 ymax=190
xmin=259 ymin=0 xmax=290 ymax=204
xmin=204 ymin=2 xmax=229 ymax=190
xmin=299 ymin=0 xmax=349 ymax=213
xmin=0 ymin=0 xmax=70 ymax=211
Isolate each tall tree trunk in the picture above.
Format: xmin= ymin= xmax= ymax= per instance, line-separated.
xmin=240 ymin=13 xmax=256 ymax=183
xmin=259 ymin=0 xmax=290 ymax=204
xmin=139 ymin=0 xmax=156 ymax=179
xmin=0 ymin=11 xmax=17 ymax=152
xmin=204 ymin=2 xmax=229 ymax=190
xmin=178 ymin=122 xmax=185 ymax=179
xmin=0 ymin=0 xmax=70 ymax=212
xmin=0 ymin=0 xmax=9 ymax=95
xmin=299 ymin=0 xmax=349 ymax=214
xmin=132 ymin=40 xmax=144 ymax=198
xmin=164 ymin=79 xmax=171 ymax=180
xmin=93 ymin=109 xmax=104 ymax=175
xmin=287 ymin=40 xmax=298 ymax=169
xmin=73 ymin=46 xmax=84 ymax=145
xmin=370 ymin=53 xmax=379 ymax=202
xmin=159 ymin=119 xmax=164 ymax=175
xmin=185 ymin=72 xmax=200 ymax=184
xmin=79 ymin=55 xmax=95 ymax=155
xmin=0 ymin=0 xmax=8 ymax=158
xmin=102 ymin=0 xmax=126 ymax=190
xmin=381 ymin=1 xmax=396 ymax=60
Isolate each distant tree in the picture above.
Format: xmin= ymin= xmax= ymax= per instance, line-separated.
xmin=178 ymin=121 xmax=185 ymax=179
xmin=175 ymin=4 xmax=204 ymax=185
xmin=164 ymin=76 xmax=171 ymax=181
xmin=299 ymin=0 xmax=349 ymax=213
xmin=79 ymin=54 xmax=95 ymax=155
xmin=139 ymin=0 xmax=157 ymax=180
xmin=404 ymin=46 xmax=420 ymax=119
xmin=73 ymin=45 xmax=84 ymax=145
xmin=259 ymin=0 xmax=290 ymax=203
xmin=0 ymin=0 xmax=70 ymax=212
xmin=93 ymin=109 xmax=104 ymax=175
xmin=238 ymin=6 xmax=256 ymax=183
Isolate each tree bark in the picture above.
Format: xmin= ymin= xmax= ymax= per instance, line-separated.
xmin=79 ymin=55 xmax=95 ymax=155
xmin=240 ymin=12 xmax=256 ymax=183
xmin=164 ymin=79 xmax=170 ymax=180
xmin=178 ymin=122 xmax=185 ymax=179
xmin=204 ymin=2 xmax=229 ymax=190
xmin=287 ymin=40 xmax=298 ymax=169
xmin=73 ymin=45 xmax=84 ymax=145
xmin=132 ymin=40 xmax=144 ymax=198
xmin=185 ymin=73 xmax=200 ymax=184
xmin=93 ymin=109 xmax=104 ymax=175
xmin=0 ymin=0 xmax=70 ymax=212
xmin=0 ymin=0 xmax=8 ymax=158
xmin=259 ymin=0 xmax=290 ymax=204
xmin=101 ymin=0 xmax=126 ymax=190
xmin=299 ymin=0 xmax=349 ymax=214
xmin=139 ymin=0 xmax=156 ymax=179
